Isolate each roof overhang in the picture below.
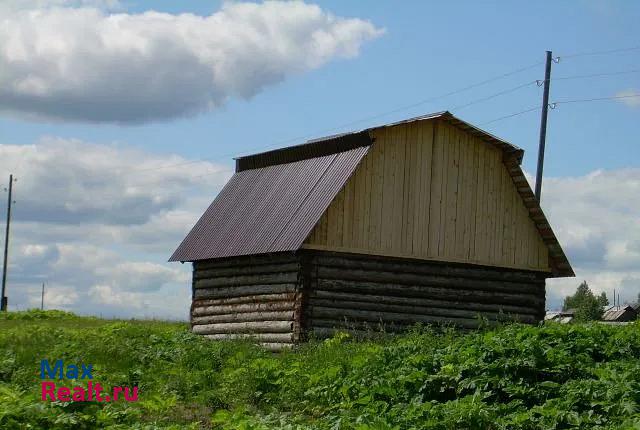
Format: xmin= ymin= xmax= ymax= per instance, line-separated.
xmin=174 ymin=111 xmax=573 ymax=277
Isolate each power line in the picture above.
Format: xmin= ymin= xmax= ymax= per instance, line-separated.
xmin=451 ymin=80 xmax=537 ymax=112
xmin=116 ymin=54 xmax=640 ymax=176
xmin=477 ymin=93 xmax=640 ymax=127
xmin=300 ymin=61 xmax=543 ymax=133
xmin=552 ymin=68 xmax=640 ymax=81
xmin=551 ymin=93 xmax=640 ymax=106
xmin=479 ymin=105 xmax=541 ymax=126
xmin=121 ymin=61 xmax=545 ymax=174
xmin=559 ymin=45 xmax=640 ymax=59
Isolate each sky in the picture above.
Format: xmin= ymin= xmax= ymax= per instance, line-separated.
xmin=0 ymin=0 xmax=638 ymax=319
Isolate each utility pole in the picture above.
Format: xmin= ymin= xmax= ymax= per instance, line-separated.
xmin=41 ymin=283 xmax=45 ymax=311
xmin=1 ymin=174 xmax=15 ymax=311
xmin=535 ymin=51 xmax=553 ymax=201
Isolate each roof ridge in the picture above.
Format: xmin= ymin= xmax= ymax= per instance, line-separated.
xmin=235 ymin=111 xmax=524 ymax=172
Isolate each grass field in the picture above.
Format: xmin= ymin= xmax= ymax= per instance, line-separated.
xmin=0 ymin=310 xmax=639 ymax=429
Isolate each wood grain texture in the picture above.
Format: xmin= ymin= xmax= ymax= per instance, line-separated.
xmin=304 ymin=251 xmax=546 ymax=332
xmin=303 ymin=119 xmax=550 ymax=272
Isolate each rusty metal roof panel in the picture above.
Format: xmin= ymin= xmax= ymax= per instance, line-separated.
xmin=170 ymin=146 xmax=370 ymax=262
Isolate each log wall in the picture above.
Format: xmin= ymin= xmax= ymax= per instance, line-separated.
xmin=189 ymin=251 xmax=547 ymax=347
xmin=190 ymin=253 xmax=303 ymax=350
xmin=305 ymin=251 xmax=546 ymax=338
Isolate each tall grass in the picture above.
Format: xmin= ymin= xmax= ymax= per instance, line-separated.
xmin=0 ymin=310 xmax=638 ymax=429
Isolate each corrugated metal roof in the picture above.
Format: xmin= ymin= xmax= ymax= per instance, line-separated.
xmin=170 ymin=146 xmax=370 ymax=262
xmin=171 ymin=110 xmax=572 ymax=276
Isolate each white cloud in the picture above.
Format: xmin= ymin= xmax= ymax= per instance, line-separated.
xmin=33 ymin=285 xmax=79 ymax=309
xmin=0 ymin=137 xmax=231 ymax=225
xmin=615 ymin=89 xmax=640 ymax=108
xmin=0 ymin=1 xmax=384 ymax=123
xmin=542 ymin=168 xmax=640 ymax=308
xmin=0 ymin=137 xmax=229 ymax=319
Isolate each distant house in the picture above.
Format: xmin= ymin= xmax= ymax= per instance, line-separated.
xmin=602 ymin=305 xmax=638 ymax=323
xmin=171 ymin=111 xmax=574 ymax=349
xmin=545 ymin=309 xmax=575 ymax=324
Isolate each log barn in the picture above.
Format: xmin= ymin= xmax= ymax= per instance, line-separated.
xmin=170 ymin=111 xmax=574 ymax=350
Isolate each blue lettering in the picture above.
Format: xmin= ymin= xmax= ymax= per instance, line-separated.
xmin=80 ymin=364 xmax=93 ymax=379
xmin=40 ymin=359 xmax=63 ymax=379
xmin=66 ymin=364 xmax=79 ymax=379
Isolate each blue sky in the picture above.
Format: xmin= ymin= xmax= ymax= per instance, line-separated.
xmin=0 ymin=1 xmax=638 ymax=317
xmin=3 ymin=1 xmax=639 ymax=175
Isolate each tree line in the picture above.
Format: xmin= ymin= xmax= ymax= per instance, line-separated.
xmin=561 ymin=281 xmax=639 ymax=322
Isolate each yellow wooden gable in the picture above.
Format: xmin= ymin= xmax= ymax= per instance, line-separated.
xmin=303 ymin=118 xmax=551 ymax=273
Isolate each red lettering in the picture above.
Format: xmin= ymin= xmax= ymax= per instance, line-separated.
xmin=41 ymin=381 xmax=56 ymax=401
xmin=57 ymin=386 xmax=71 ymax=402
xmin=72 ymin=386 xmax=86 ymax=401
xmin=93 ymin=382 xmax=104 ymax=401
xmin=123 ymin=387 xmax=138 ymax=402
xmin=112 ymin=386 xmax=122 ymax=401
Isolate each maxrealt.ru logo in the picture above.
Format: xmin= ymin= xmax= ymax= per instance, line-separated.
xmin=40 ymin=359 xmax=138 ymax=402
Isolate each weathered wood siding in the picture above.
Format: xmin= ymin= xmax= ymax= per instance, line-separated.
xmin=305 ymin=251 xmax=546 ymax=337
xmin=189 ymin=251 xmax=546 ymax=346
xmin=304 ymin=120 xmax=550 ymax=272
xmin=191 ymin=253 xmax=303 ymax=350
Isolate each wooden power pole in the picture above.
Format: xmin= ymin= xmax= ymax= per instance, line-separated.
xmin=1 ymin=174 xmax=15 ymax=311
xmin=535 ymin=51 xmax=553 ymax=201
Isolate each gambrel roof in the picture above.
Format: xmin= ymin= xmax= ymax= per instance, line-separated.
xmin=170 ymin=111 xmax=573 ymax=277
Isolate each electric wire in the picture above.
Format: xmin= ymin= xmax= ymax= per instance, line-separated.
xmin=552 ymin=69 xmax=640 ymax=81
xmin=122 ymin=58 xmax=640 ymax=174
xmin=552 ymin=93 xmax=640 ymax=105
xmin=450 ymin=81 xmax=537 ymax=112
xmin=479 ymin=105 xmax=541 ymax=126
xmin=559 ymin=45 xmax=640 ymax=59
xmin=123 ymin=61 xmax=545 ymax=174
xmin=479 ymin=93 xmax=640 ymax=126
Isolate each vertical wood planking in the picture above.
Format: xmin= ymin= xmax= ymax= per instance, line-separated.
xmin=502 ymin=167 xmax=512 ymax=264
xmin=302 ymin=119 xmax=553 ymax=274
xmin=472 ymin=142 xmax=485 ymax=261
xmin=456 ymin=129 xmax=471 ymax=259
xmin=468 ymin=133 xmax=479 ymax=260
xmin=486 ymin=147 xmax=497 ymax=264
xmin=404 ymin=123 xmax=417 ymax=255
xmin=381 ymin=128 xmax=396 ymax=251
xmin=365 ymin=143 xmax=375 ymax=249
xmin=342 ymin=173 xmax=354 ymax=247
xmin=429 ymin=121 xmax=444 ymax=257
xmin=369 ymin=131 xmax=383 ymax=250
xmin=447 ymin=125 xmax=461 ymax=258
xmin=392 ymin=126 xmax=406 ymax=253
xmin=419 ymin=122 xmax=433 ymax=257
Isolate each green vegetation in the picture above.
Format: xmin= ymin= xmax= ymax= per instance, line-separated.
xmin=563 ymin=281 xmax=607 ymax=321
xmin=0 ymin=310 xmax=639 ymax=429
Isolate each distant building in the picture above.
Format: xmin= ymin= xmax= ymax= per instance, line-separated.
xmin=602 ymin=305 xmax=638 ymax=323
xmin=545 ymin=309 xmax=575 ymax=324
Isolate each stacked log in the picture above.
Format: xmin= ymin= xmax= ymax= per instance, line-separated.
xmin=305 ymin=252 xmax=546 ymax=336
xmin=190 ymin=253 xmax=302 ymax=350
xmin=188 ymin=251 xmax=547 ymax=347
